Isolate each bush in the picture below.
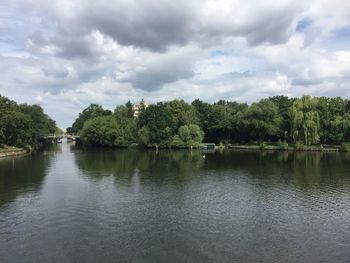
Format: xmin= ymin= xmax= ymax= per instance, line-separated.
xmin=294 ymin=141 xmax=307 ymax=151
xmin=340 ymin=143 xmax=350 ymax=152
xmin=277 ymin=139 xmax=288 ymax=150
xmin=24 ymin=145 xmax=33 ymax=152
xmin=259 ymin=142 xmax=266 ymax=150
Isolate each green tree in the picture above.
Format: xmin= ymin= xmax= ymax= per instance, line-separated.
xmin=138 ymin=126 xmax=150 ymax=146
xmin=71 ymin=104 xmax=112 ymax=134
xmin=290 ymin=95 xmax=320 ymax=145
xmin=316 ymin=97 xmax=346 ymax=142
xmin=139 ymin=99 xmax=146 ymax=112
xmin=55 ymin=127 xmax=64 ymax=135
xmin=1 ymin=111 xmax=34 ymax=147
xmin=193 ymin=99 xmax=248 ymax=143
xmin=114 ymin=105 xmax=137 ymax=146
xmin=243 ymin=99 xmax=281 ymax=142
xmin=67 ymin=95 xmax=350 ymax=148
xmin=172 ymin=124 xmax=204 ymax=148
xmin=66 ymin=127 xmax=74 ymax=135
xmin=80 ymin=116 xmax=119 ymax=147
xmin=0 ymin=94 xmax=57 ymax=147
xmin=206 ymin=101 xmax=248 ymax=143
xmin=125 ymin=100 xmax=134 ymax=118
xmin=137 ymin=103 xmax=173 ymax=146
xmin=267 ymin=96 xmax=295 ymax=140
xmin=0 ymin=123 xmax=5 ymax=144
xmin=330 ymin=114 xmax=350 ymax=142
xmin=205 ymin=102 xmax=232 ymax=143
xmin=167 ymin=99 xmax=199 ymax=133
xmin=192 ymin=99 xmax=212 ymax=141
xmin=19 ymin=104 xmax=56 ymax=139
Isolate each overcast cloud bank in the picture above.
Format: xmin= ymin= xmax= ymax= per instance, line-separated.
xmin=1 ymin=0 xmax=350 ymax=127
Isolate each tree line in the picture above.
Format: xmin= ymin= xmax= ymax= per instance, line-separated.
xmin=0 ymin=95 xmax=58 ymax=148
xmin=67 ymin=95 xmax=350 ymax=148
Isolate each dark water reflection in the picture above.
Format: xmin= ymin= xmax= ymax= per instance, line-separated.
xmin=1 ymin=142 xmax=350 ymax=262
xmin=74 ymin=148 xmax=204 ymax=181
xmin=0 ymin=151 xmax=54 ymax=206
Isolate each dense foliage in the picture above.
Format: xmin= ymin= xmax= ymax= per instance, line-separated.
xmin=0 ymin=95 xmax=57 ymax=147
xmin=68 ymin=104 xmax=112 ymax=134
xmin=171 ymin=125 xmax=204 ymax=148
xmin=80 ymin=116 xmax=120 ymax=147
xmin=69 ymin=95 xmax=350 ymax=148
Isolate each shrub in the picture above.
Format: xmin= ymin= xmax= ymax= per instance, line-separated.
xmin=277 ymin=139 xmax=288 ymax=150
xmin=259 ymin=142 xmax=266 ymax=150
xmin=340 ymin=143 xmax=350 ymax=152
xmin=294 ymin=141 xmax=307 ymax=151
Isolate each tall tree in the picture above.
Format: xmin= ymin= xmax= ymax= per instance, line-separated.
xmin=167 ymin=99 xmax=199 ymax=133
xmin=0 ymin=94 xmax=56 ymax=147
xmin=71 ymin=104 xmax=112 ymax=134
xmin=330 ymin=114 xmax=350 ymax=142
xmin=137 ymin=103 xmax=173 ymax=146
xmin=114 ymin=105 xmax=137 ymax=145
xmin=243 ymin=99 xmax=281 ymax=142
xmin=316 ymin=97 xmax=346 ymax=142
xmin=290 ymin=95 xmax=320 ymax=145
xmin=19 ymin=104 xmax=56 ymax=139
xmin=192 ymin=99 xmax=212 ymax=138
xmin=267 ymin=96 xmax=295 ymax=140
xmin=125 ymin=100 xmax=134 ymax=118
xmin=1 ymin=111 xmax=34 ymax=147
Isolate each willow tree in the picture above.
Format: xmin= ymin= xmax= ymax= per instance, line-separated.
xmin=171 ymin=124 xmax=204 ymax=148
xmin=330 ymin=113 xmax=350 ymax=142
xmin=290 ymin=95 xmax=320 ymax=145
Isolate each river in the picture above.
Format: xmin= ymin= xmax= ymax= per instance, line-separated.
xmin=1 ymin=140 xmax=350 ymax=262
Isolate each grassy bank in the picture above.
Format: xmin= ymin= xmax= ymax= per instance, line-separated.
xmin=0 ymin=145 xmax=28 ymax=158
xmin=228 ymin=142 xmax=348 ymax=152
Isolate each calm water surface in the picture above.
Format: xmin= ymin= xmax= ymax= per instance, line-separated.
xmin=1 ymin=141 xmax=350 ymax=262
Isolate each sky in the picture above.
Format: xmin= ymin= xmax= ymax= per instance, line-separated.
xmin=1 ymin=0 xmax=350 ymax=128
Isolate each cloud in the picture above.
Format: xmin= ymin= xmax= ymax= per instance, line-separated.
xmin=1 ymin=0 xmax=350 ymax=128
xmin=21 ymin=0 xmax=197 ymax=52
xmin=116 ymin=46 xmax=202 ymax=91
xmin=252 ymin=34 xmax=350 ymax=88
xmin=21 ymin=0 xmax=306 ymax=54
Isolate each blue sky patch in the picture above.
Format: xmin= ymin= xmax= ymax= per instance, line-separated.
xmin=296 ymin=18 xmax=312 ymax=32
xmin=322 ymin=27 xmax=350 ymax=50
xmin=210 ymin=50 xmax=230 ymax=57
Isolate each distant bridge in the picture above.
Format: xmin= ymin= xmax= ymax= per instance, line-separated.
xmin=39 ymin=134 xmax=79 ymax=144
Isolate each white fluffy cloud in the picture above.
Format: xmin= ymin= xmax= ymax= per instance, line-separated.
xmin=1 ymin=0 xmax=350 ymax=127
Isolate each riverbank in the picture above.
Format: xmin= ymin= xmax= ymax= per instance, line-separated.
xmin=74 ymin=140 xmax=349 ymax=152
xmin=0 ymin=145 xmax=28 ymax=158
xmin=228 ymin=143 xmax=345 ymax=152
